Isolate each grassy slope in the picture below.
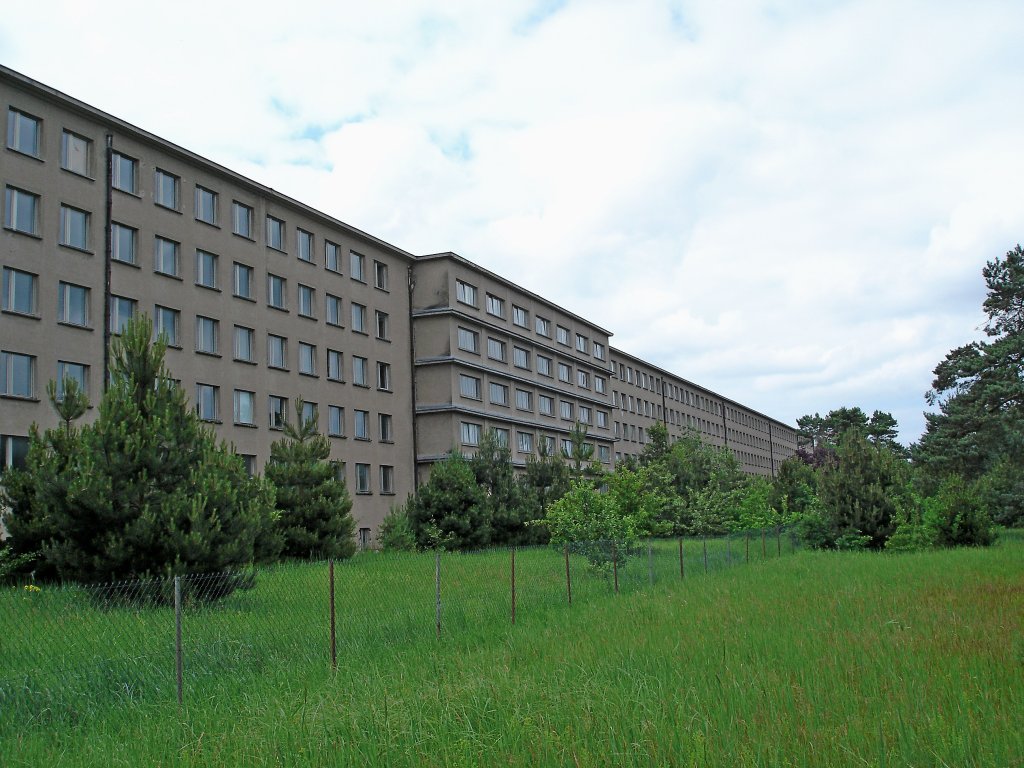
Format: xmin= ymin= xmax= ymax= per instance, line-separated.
xmin=5 ymin=541 xmax=1023 ymax=767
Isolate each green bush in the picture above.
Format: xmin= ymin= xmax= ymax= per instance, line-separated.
xmin=922 ymin=475 xmax=996 ymax=548
xmin=377 ymin=505 xmax=417 ymax=552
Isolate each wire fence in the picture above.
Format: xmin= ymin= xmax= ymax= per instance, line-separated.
xmin=0 ymin=528 xmax=800 ymax=728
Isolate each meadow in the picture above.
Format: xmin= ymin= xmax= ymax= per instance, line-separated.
xmin=2 ymin=534 xmax=1021 ymax=767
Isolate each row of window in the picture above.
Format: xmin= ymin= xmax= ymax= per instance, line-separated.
xmin=454 ymin=279 xmax=606 ymax=361
xmin=458 ymin=421 xmax=612 ymax=462
xmin=457 ymin=373 xmax=609 ymax=427
xmin=615 ymin=362 xmax=724 ymax=417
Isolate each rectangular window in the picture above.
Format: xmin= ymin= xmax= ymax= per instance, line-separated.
xmin=593 ymin=342 xmax=606 ymax=360
xmin=486 ymin=294 xmax=505 ymax=317
xmin=233 ymin=262 xmax=255 ymax=300
xmin=299 ymin=342 xmax=316 ymax=376
xmin=457 ymin=327 xmax=479 ymax=353
xmin=196 ymin=384 xmax=219 ymax=422
xmin=487 ymin=338 xmax=506 ymax=362
xmin=60 ymin=205 xmax=90 ymax=250
xmin=195 ymin=316 xmax=219 ymax=354
xmin=512 ymin=305 xmax=528 ymax=328
xmin=195 ymin=186 xmax=218 ymax=225
xmin=377 ymin=361 xmax=391 ymax=391
xmin=379 ymin=413 xmax=393 ymax=443
xmin=456 ymin=279 xmax=477 ymax=306
xmin=154 ymin=236 xmax=179 ymax=276
xmin=517 ymin=431 xmax=534 ymax=453
xmin=234 ymin=325 xmax=255 ymax=362
xmin=556 ymin=326 xmax=569 ymax=346
xmin=459 ymin=374 xmax=481 ymax=399
xmin=380 ymin=465 xmax=395 ymax=494
xmin=62 ymin=131 xmax=92 ymax=177
xmin=597 ymin=410 xmax=608 ymax=428
xmin=154 ymin=305 xmax=180 ymax=346
xmin=7 ymin=109 xmax=40 ymax=157
xmin=0 ymin=351 xmax=35 ymax=398
xmin=0 ymin=435 xmax=30 ymax=471
xmin=460 ymin=422 xmax=481 ymax=446
xmin=234 ymin=390 xmax=255 ymax=425
xmin=355 ymin=463 xmax=371 ymax=494
xmin=325 ymin=240 xmax=341 ymax=272
xmin=351 ymin=302 xmax=367 ymax=333
xmin=539 ymin=395 xmax=554 ymax=416
xmin=58 ymin=282 xmax=89 ymax=327
xmin=353 ymin=356 xmax=369 ymax=386
xmin=232 ymin=202 xmax=253 ymax=238
xmin=579 ymin=406 xmax=592 ymax=424
xmin=298 ymin=284 xmax=315 ymax=318
xmin=374 ymin=260 xmax=389 ymax=290
xmin=516 ymin=389 xmax=532 ymax=411
xmin=5 ymin=187 xmax=39 ymax=234
xmin=2 ymin=267 xmax=36 ymax=315
xmin=350 ymin=251 xmax=365 ymax=281
xmin=266 ymin=216 xmax=285 ymax=251
xmin=576 ymin=334 xmax=588 ymax=353
xmin=513 ymin=347 xmax=530 ymax=369
xmin=595 ymin=376 xmax=606 ymax=394
xmin=269 ymin=395 xmax=287 ymax=429
xmin=558 ymin=363 xmax=571 ymax=383
xmin=297 ymin=228 xmax=314 ymax=262
xmin=113 ymin=152 xmax=138 ymax=193
xmin=267 ymin=274 xmax=286 ymax=309
xmin=56 ymin=361 xmax=87 ymax=399
xmin=560 ymin=401 xmax=574 ymax=420
xmin=268 ymin=334 xmax=287 ymax=369
xmin=577 ymin=370 xmax=589 ymax=389
xmin=375 ymin=310 xmax=390 ymax=340
xmin=490 ymin=382 xmax=509 ymax=406
xmin=154 ymin=169 xmax=179 ymax=210
xmin=195 ymin=250 xmax=218 ymax=289
xmin=492 ymin=428 xmax=510 ymax=448
xmin=599 ymin=445 xmax=611 ymax=463
xmin=561 ymin=439 xmax=573 ymax=457
xmin=109 ymin=295 xmax=136 ymax=334
xmin=327 ymin=348 xmax=343 ymax=381
xmin=326 ymin=294 xmax=342 ymax=326
xmin=537 ymin=355 xmax=552 ymax=377
xmin=535 ymin=316 xmax=550 ymax=337
xmin=355 ymin=410 xmax=370 ymax=440
xmin=328 ymin=405 xmax=344 ymax=437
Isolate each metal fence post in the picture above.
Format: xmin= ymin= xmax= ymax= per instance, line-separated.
xmin=510 ymin=547 xmax=516 ymax=625
xmin=679 ymin=537 xmax=684 ymax=579
xmin=612 ymin=542 xmax=619 ymax=594
xmin=762 ymin=528 xmax=767 ymax=558
xmin=777 ymin=526 xmax=782 ymax=557
xmin=329 ymin=559 xmax=337 ymax=670
xmin=727 ymin=537 xmax=732 ymax=567
xmin=434 ymin=551 xmax=442 ymax=639
xmin=174 ymin=575 xmax=183 ymax=708
xmin=746 ymin=531 xmax=750 ymax=563
xmin=564 ymin=545 xmax=572 ymax=606
xmin=648 ymin=540 xmax=654 ymax=586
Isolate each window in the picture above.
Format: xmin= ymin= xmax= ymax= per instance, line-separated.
xmin=516 ymin=389 xmax=532 ymax=411
xmin=239 ymin=454 xmax=257 ymax=476
xmin=579 ymin=406 xmax=592 ymax=424
xmin=377 ymin=361 xmax=391 ymax=391
xmin=593 ymin=342 xmax=606 ymax=360
xmin=597 ymin=411 xmax=608 ymax=428
xmin=561 ymin=439 xmax=573 ymax=457
xmin=494 ymin=428 xmax=510 ymax=448
xmin=234 ymin=325 xmax=255 ymax=362
xmin=0 ymin=435 xmax=29 ymax=472
xmin=154 ymin=305 xmax=180 ymax=346
xmin=599 ymin=445 xmax=611 ymax=463
xmin=456 ymin=279 xmax=477 ymax=306
xmin=380 ymin=465 xmax=395 ymax=494
xmin=110 ymin=221 xmax=135 ymax=262
xmin=558 ymin=363 xmax=571 ymax=383
xmin=299 ymin=342 xmax=317 ymax=375
xmin=0 ymin=351 xmax=34 ymax=397
xmin=576 ymin=334 xmax=588 ymax=353
xmin=379 ymin=413 xmax=393 ymax=442
xmin=267 ymin=334 xmax=287 ymax=369
xmin=512 ymin=305 xmax=528 ymax=328
xmin=267 ymin=274 xmax=286 ymax=309
xmin=195 ymin=316 xmax=219 ymax=354
xmin=513 ymin=347 xmax=530 ymax=369
xmin=487 ymin=338 xmax=505 ymax=361
xmin=375 ymin=310 xmax=390 ymax=340
xmin=537 ymin=355 xmax=552 ymax=377
xmin=109 ymin=295 xmax=136 ymax=334
xmin=58 ymin=282 xmax=89 ymax=326
xmin=297 ymin=229 xmax=314 ymax=262
xmin=266 ymin=216 xmax=285 ymax=250
xmin=154 ymin=236 xmax=179 ymax=276
xmin=298 ymin=284 xmax=315 ymax=318
xmin=539 ymin=395 xmax=554 ymax=416
xmin=457 ymin=327 xmax=479 ymax=353
xmin=2 ymin=268 xmax=36 ymax=315
xmin=5 ymin=187 xmax=39 ymax=234
xmin=233 ymin=263 xmax=254 ymax=300
xmin=595 ymin=376 xmax=606 ymax=394
xmin=301 ymin=401 xmax=318 ymax=427
xmin=154 ymin=169 xmax=179 ymax=209
xmin=460 ymin=422 xmax=481 ymax=446
xmin=355 ymin=463 xmax=371 ymax=494
xmin=486 ymin=294 xmax=505 ymax=317
xmin=325 ymin=240 xmax=341 ymax=272
xmin=195 ymin=186 xmax=217 ymax=225
xmin=327 ymin=349 xmax=343 ymax=380
xmin=350 ymin=251 xmax=365 ymax=281
xmin=490 ymin=381 xmax=509 ymax=406
xmin=196 ymin=384 xmax=219 ymax=421
xmin=459 ymin=374 xmax=481 ymax=399
xmin=7 ymin=109 xmax=40 ymax=157
xmin=556 ymin=326 xmax=570 ymax=346
xmin=353 ymin=356 xmax=369 ymax=386
xmin=234 ymin=390 xmax=255 ymax=425
xmin=269 ymin=395 xmax=288 ymax=429
xmin=374 ymin=260 xmax=389 ymax=290
xmin=196 ymin=250 xmax=218 ymax=289
xmin=232 ymin=202 xmax=253 ymax=238
xmin=322 ymin=293 xmax=342 ymax=327
xmin=56 ymin=361 xmax=87 ymax=399
xmin=517 ymin=432 xmax=534 ymax=453
xmin=351 ymin=302 xmax=367 ymax=333
xmin=328 ymin=405 xmax=344 ymax=437
xmin=355 ymin=409 xmax=370 ymax=440
xmin=535 ymin=316 xmax=550 ymax=337
xmin=577 ymin=370 xmax=589 ymax=389
xmin=60 ymin=205 xmax=90 ymax=250
xmin=63 ymin=132 xmax=92 ymax=177
xmin=560 ymin=401 xmax=574 ymax=420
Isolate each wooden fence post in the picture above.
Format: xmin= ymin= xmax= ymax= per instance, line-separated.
xmin=329 ymin=559 xmax=337 ymax=670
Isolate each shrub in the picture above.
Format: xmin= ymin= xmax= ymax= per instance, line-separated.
xmin=377 ymin=505 xmax=417 ymax=552
xmin=922 ymin=475 xmax=997 ymax=548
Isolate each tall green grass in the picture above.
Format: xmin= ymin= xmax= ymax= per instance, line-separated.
xmin=3 ymin=535 xmax=1021 ymax=767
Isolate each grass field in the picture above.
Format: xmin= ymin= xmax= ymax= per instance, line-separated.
xmin=2 ymin=535 xmax=1022 ymax=767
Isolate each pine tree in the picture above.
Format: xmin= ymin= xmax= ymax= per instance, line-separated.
xmin=265 ymin=400 xmax=355 ymax=559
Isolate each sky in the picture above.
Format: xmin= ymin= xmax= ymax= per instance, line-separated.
xmin=4 ymin=0 xmax=1022 ymax=445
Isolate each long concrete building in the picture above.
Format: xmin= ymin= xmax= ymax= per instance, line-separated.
xmin=0 ymin=65 xmax=798 ymax=542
